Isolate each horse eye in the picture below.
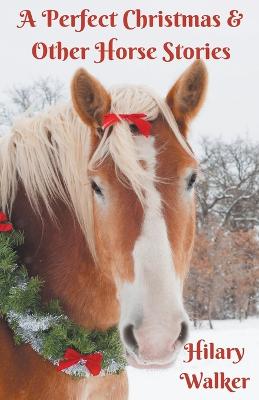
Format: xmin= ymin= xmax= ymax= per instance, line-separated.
xmin=91 ymin=180 xmax=103 ymax=197
xmin=129 ymin=124 xmax=139 ymax=134
xmin=187 ymin=173 xmax=197 ymax=190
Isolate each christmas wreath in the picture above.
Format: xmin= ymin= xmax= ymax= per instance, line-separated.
xmin=0 ymin=212 xmax=127 ymax=378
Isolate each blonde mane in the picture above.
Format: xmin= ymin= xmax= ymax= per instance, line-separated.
xmin=0 ymin=86 xmax=194 ymax=258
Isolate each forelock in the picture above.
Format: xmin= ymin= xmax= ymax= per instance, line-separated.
xmin=109 ymin=86 xmax=159 ymax=121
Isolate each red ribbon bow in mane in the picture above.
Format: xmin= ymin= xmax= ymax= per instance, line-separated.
xmin=57 ymin=348 xmax=103 ymax=376
xmin=103 ymin=113 xmax=151 ymax=138
xmin=0 ymin=212 xmax=13 ymax=232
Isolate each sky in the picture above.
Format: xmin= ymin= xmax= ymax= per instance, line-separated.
xmin=1 ymin=1 xmax=259 ymax=151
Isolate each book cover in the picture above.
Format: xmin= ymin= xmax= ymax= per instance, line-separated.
xmin=0 ymin=1 xmax=258 ymax=399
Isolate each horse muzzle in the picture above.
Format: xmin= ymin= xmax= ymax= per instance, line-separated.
xmin=121 ymin=318 xmax=189 ymax=368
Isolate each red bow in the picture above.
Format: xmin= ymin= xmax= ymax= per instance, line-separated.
xmin=57 ymin=348 xmax=103 ymax=376
xmin=103 ymin=113 xmax=151 ymax=138
xmin=0 ymin=212 xmax=13 ymax=232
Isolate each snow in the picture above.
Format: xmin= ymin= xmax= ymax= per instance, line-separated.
xmin=128 ymin=318 xmax=259 ymax=399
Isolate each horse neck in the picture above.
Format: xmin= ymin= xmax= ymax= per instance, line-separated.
xmin=11 ymin=184 xmax=119 ymax=331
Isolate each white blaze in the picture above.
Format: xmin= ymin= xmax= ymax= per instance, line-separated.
xmin=119 ymin=136 xmax=187 ymax=359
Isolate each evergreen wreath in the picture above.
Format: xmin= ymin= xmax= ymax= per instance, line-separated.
xmin=0 ymin=212 xmax=127 ymax=378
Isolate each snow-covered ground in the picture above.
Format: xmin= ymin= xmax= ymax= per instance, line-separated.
xmin=128 ymin=318 xmax=259 ymax=400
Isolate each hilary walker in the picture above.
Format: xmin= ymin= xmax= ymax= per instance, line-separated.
xmin=180 ymin=340 xmax=250 ymax=393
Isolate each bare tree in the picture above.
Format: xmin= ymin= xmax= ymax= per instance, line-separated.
xmin=185 ymin=228 xmax=259 ymax=324
xmin=184 ymin=138 xmax=259 ymax=325
xmin=196 ymin=138 xmax=259 ymax=231
xmin=0 ymin=77 xmax=64 ymax=126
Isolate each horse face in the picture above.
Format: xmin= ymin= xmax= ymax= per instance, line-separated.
xmin=71 ymin=61 xmax=207 ymax=368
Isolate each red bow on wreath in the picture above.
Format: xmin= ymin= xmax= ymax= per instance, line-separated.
xmin=0 ymin=212 xmax=13 ymax=232
xmin=103 ymin=113 xmax=152 ymax=138
xmin=57 ymin=348 xmax=103 ymax=376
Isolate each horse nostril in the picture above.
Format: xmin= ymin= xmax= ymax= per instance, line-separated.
xmin=178 ymin=321 xmax=189 ymax=343
xmin=123 ymin=324 xmax=138 ymax=354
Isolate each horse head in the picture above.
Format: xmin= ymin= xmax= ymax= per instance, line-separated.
xmin=71 ymin=61 xmax=208 ymax=368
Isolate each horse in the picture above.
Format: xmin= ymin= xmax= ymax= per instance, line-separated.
xmin=0 ymin=60 xmax=207 ymax=399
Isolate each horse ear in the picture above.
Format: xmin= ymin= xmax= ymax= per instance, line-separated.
xmin=71 ymin=68 xmax=111 ymax=127
xmin=166 ymin=60 xmax=208 ymax=137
